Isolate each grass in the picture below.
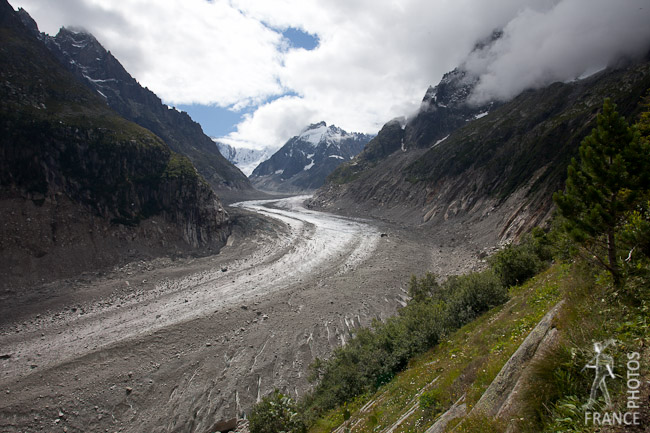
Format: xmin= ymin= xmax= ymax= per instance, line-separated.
xmin=309 ymin=264 xmax=567 ymax=433
xmin=512 ymin=264 xmax=650 ymax=433
xmin=311 ymin=258 xmax=650 ymax=433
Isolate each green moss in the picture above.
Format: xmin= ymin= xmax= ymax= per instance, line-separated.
xmin=163 ymin=153 xmax=199 ymax=180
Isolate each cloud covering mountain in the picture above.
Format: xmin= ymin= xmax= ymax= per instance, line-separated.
xmin=10 ymin=0 xmax=650 ymax=150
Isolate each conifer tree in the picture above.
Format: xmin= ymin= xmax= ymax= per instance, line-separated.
xmin=553 ymin=98 xmax=649 ymax=287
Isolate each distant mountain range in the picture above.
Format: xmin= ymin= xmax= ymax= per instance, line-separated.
xmin=250 ymin=122 xmax=373 ymax=192
xmin=17 ymin=10 xmax=251 ymax=192
xmin=214 ymin=141 xmax=273 ymax=177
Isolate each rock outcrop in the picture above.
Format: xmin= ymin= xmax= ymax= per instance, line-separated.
xmin=469 ymin=301 xmax=564 ymax=418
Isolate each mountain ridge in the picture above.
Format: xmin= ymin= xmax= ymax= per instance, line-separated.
xmin=250 ymin=121 xmax=373 ymax=192
xmin=214 ymin=140 xmax=273 ymax=177
xmin=311 ymin=57 xmax=650 ymax=245
xmin=17 ymin=10 xmax=251 ymax=192
xmin=1 ymin=1 xmax=230 ymax=288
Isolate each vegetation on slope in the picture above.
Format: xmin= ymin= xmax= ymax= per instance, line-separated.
xmin=0 ymin=1 xmax=228 ymax=247
xmin=249 ymin=95 xmax=650 ymax=433
xmin=405 ymin=63 xmax=650 ymax=202
xmin=246 ymin=232 xmax=551 ymax=433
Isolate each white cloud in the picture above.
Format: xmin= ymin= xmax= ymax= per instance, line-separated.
xmin=11 ymin=0 xmax=286 ymax=106
xmin=466 ymin=0 xmax=650 ymax=104
xmin=9 ymin=0 xmax=650 ymax=150
xmin=220 ymin=95 xmax=318 ymax=149
xmin=225 ymin=0 xmax=560 ymax=148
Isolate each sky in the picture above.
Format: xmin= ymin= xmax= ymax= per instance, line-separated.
xmin=9 ymin=0 xmax=650 ymax=150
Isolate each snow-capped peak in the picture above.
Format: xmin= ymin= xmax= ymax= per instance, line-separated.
xmin=297 ymin=122 xmax=356 ymax=147
xmin=299 ymin=122 xmax=330 ymax=145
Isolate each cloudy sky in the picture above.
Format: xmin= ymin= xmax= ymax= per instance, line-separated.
xmin=9 ymin=0 xmax=650 ymax=150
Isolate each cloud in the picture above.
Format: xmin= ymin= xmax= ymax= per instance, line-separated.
xmin=9 ymin=0 xmax=650 ymax=150
xmin=465 ymin=0 xmax=650 ymax=104
xmin=225 ymin=0 xmax=563 ymax=148
xmin=11 ymin=0 xmax=286 ymax=107
xmin=220 ymin=95 xmax=318 ymax=149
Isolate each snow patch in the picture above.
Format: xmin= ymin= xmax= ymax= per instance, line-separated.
xmin=275 ymin=169 xmax=284 ymax=175
xmin=214 ymin=142 xmax=273 ymax=176
xmin=303 ymin=160 xmax=315 ymax=171
xmin=300 ymin=124 xmax=329 ymax=145
xmin=576 ymin=65 xmax=607 ymax=81
xmin=475 ymin=111 xmax=489 ymax=119
xmin=328 ymin=155 xmax=344 ymax=160
xmin=432 ymin=135 xmax=449 ymax=148
xmin=84 ymin=75 xmax=117 ymax=85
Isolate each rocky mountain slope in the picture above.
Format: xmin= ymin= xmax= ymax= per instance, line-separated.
xmin=311 ymin=57 xmax=650 ymax=244
xmin=214 ymin=140 xmax=273 ymax=176
xmin=250 ymin=122 xmax=372 ymax=192
xmin=0 ymin=1 xmax=229 ymax=289
xmin=17 ymin=9 xmax=251 ymax=192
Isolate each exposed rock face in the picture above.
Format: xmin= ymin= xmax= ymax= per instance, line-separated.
xmin=1 ymin=1 xmax=229 ymax=287
xmin=1 ymin=120 xmax=228 ymax=247
xmin=250 ymin=122 xmax=372 ymax=192
xmin=17 ymin=10 xmax=251 ymax=192
xmin=312 ymin=58 xmax=650 ymax=245
xmin=425 ymin=395 xmax=467 ymax=433
xmin=470 ymin=301 xmax=564 ymax=418
xmin=405 ymin=67 xmax=496 ymax=151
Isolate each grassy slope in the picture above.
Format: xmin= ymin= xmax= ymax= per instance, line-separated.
xmin=310 ymin=262 xmax=649 ymax=433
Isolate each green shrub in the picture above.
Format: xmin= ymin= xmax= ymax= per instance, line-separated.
xmin=444 ymin=270 xmax=508 ymax=328
xmin=529 ymin=227 xmax=555 ymax=262
xmin=419 ymin=387 xmax=445 ymax=414
xmin=249 ymin=390 xmax=306 ymax=433
xmin=302 ymin=269 xmax=509 ymax=420
xmin=408 ymin=272 xmax=440 ymax=302
xmin=490 ymin=241 xmax=545 ymax=287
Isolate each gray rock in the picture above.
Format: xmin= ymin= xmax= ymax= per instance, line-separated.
xmin=425 ymin=394 xmax=466 ymax=433
xmin=470 ymin=301 xmax=564 ymax=418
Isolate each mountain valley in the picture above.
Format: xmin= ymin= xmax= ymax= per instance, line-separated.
xmin=1 ymin=1 xmax=650 ymax=433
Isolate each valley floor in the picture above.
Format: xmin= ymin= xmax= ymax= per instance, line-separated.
xmin=0 ymin=196 xmax=481 ymax=433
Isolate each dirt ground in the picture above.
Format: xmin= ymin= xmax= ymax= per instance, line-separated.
xmin=0 ymin=196 xmax=483 ymax=433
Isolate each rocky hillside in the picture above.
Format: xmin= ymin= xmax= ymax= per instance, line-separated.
xmin=311 ymin=57 xmax=650 ymax=243
xmin=0 ymin=1 xmax=229 ymax=288
xmin=17 ymin=9 xmax=251 ymax=192
xmin=250 ymin=122 xmax=372 ymax=192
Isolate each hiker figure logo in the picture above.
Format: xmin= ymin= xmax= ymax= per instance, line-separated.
xmin=583 ymin=338 xmax=616 ymax=409
xmin=582 ymin=339 xmax=643 ymax=427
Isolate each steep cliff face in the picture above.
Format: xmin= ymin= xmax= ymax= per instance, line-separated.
xmin=312 ymin=58 xmax=650 ymax=243
xmin=17 ymin=10 xmax=251 ymax=192
xmin=0 ymin=1 xmax=229 ymax=287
